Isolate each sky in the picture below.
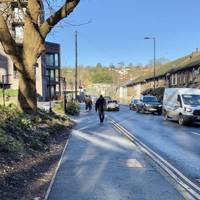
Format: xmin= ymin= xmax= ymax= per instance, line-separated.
xmin=47 ymin=0 xmax=200 ymax=67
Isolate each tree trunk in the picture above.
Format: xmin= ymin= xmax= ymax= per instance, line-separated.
xmin=18 ymin=63 xmax=37 ymax=113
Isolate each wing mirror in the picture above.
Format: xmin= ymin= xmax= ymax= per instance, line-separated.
xmin=175 ymin=103 xmax=181 ymax=109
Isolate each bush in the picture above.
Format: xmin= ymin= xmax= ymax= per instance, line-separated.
xmin=0 ymin=129 xmax=24 ymax=152
xmin=65 ymin=101 xmax=80 ymax=115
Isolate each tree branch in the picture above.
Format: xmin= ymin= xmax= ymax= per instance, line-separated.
xmin=40 ymin=0 xmax=80 ymax=38
xmin=27 ymin=0 xmax=43 ymax=24
xmin=0 ymin=13 xmax=22 ymax=70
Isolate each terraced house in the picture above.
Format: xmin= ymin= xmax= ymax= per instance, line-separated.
xmin=118 ymin=49 xmax=200 ymax=102
xmin=0 ymin=0 xmax=61 ymax=100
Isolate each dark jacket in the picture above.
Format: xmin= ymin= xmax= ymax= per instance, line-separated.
xmin=95 ymin=97 xmax=106 ymax=112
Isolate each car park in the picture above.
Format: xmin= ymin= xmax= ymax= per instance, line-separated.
xmin=129 ymin=98 xmax=139 ymax=110
xmin=163 ymin=88 xmax=200 ymax=125
xmin=106 ymin=100 xmax=120 ymax=111
xmin=136 ymin=95 xmax=162 ymax=115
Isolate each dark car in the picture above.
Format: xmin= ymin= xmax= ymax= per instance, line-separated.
xmin=136 ymin=95 xmax=162 ymax=115
xmin=129 ymin=98 xmax=139 ymax=110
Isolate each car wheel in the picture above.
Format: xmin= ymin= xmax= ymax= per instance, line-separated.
xmin=157 ymin=111 xmax=162 ymax=115
xmin=136 ymin=107 xmax=140 ymax=113
xmin=178 ymin=114 xmax=185 ymax=126
xmin=141 ymin=108 xmax=145 ymax=114
xmin=164 ymin=112 xmax=168 ymax=120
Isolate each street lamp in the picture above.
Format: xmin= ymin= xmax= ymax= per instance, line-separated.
xmin=144 ymin=37 xmax=156 ymax=89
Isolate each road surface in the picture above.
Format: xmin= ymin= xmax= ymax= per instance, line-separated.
xmin=107 ymin=105 xmax=200 ymax=188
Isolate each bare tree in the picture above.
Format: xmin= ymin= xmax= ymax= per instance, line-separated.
xmin=0 ymin=0 xmax=80 ymax=113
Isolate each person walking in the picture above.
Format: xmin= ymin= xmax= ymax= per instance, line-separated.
xmin=95 ymin=95 xmax=106 ymax=123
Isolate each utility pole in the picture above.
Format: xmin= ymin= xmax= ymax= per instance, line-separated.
xmin=75 ymin=31 xmax=78 ymax=101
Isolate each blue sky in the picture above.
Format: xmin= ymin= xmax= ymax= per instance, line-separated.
xmin=47 ymin=0 xmax=200 ymax=67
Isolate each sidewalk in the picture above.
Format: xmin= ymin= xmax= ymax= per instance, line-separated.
xmin=47 ymin=109 xmax=184 ymax=200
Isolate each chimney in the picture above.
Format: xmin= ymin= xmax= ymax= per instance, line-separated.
xmin=191 ymin=48 xmax=200 ymax=59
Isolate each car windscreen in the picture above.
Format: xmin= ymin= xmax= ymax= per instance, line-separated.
xmin=104 ymin=96 xmax=112 ymax=101
xmin=182 ymin=94 xmax=200 ymax=105
xmin=108 ymin=100 xmax=117 ymax=103
xmin=143 ymin=96 xmax=158 ymax=102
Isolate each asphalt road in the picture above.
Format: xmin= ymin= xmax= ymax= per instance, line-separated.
xmin=106 ymin=105 xmax=200 ymax=187
xmin=48 ymin=106 xmax=183 ymax=200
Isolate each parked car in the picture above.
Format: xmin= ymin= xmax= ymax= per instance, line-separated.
xmin=136 ymin=95 xmax=162 ymax=115
xmin=106 ymin=100 xmax=120 ymax=111
xmin=163 ymin=88 xmax=200 ymax=125
xmin=104 ymin=96 xmax=112 ymax=103
xmin=129 ymin=98 xmax=139 ymax=110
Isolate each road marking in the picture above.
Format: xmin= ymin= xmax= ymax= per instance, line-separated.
xmin=109 ymin=118 xmax=200 ymax=200
xmin=191 ymin=132 xmax=200 ymax=136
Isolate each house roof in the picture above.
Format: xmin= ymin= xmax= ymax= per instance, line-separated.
xmin=123 ymin=50 xmax=200 ymax=87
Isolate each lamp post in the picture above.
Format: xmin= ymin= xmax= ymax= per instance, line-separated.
xmin=75 ymin=31 xmax=78 ymax=101
xmin=144 ymin=37 xmax=156 ymax=89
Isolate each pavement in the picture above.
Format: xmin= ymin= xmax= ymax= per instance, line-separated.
xmin=47 ymin=106 xmax=184 ymax=200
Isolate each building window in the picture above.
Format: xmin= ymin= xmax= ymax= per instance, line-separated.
xmin=56 ymin=84 xmax=60 ymax=93
xmin=182 ymin=73 xmax=186 ymax=84
xmin=50 ymin=70 xmax=55 ymax=80
xmin=55 ymin=53 xmax=59 ymax=67
xmin=14 ymin=7 xmax=25 ymax=21
xmin=174 ymin=74 xmax=177 ymax=85
xmin=45 ymin=54 xmax=54 ymax=67
xmin=15 ymin=26 xmax=23 ymax=41
xmin=55 ymin=69 xmax=59 ymax=82
xmin=51 ymin=86 xmax=55 ymax=97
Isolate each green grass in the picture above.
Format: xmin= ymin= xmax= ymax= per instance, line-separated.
xmin=0 ymin=89 xmax=18 ymax=97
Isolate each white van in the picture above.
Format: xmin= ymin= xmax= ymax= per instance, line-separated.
xmin=163 ymin=88 xmax=200 ymax=125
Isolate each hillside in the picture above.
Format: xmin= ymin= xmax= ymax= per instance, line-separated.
xmin=61 ymin=66 xmax=151 ymax=89
xmin=61 ymin=52 xmax=200 ymax=91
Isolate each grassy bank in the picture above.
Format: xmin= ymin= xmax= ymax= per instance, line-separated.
xmin=0 ymin=104 xmax=72 ymax=154
xmin=0 ymin=104 xmax=74 ymax=199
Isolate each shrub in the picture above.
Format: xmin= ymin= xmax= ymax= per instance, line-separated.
xmin=65 ymin=101 xmax=80 ymax=116
xmin=0 ymin=129 xmax=24 ymax=152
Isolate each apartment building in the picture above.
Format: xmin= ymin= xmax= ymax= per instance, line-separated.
xmin=0 ymin=0 xmax=61 ymax=100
